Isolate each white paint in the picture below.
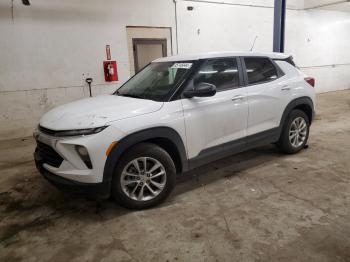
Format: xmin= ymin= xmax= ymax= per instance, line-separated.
xmin=304 ymin=0 xmax=347 ymax=9
xmin=34 ymin=54 xmax=314 ymax=185
xmin=181 ymin=0 xmax=304 ymax=9
xmin=176 ymin=1 xmax=350 ymax=93
xmin=39 ymin=95 xmax=163 ymax=130
xmin=0 ymin=0 xmax=176 ymax=139
xmin=181 ymin=82 xmax=249 ymax=156
xmin=317 ymin=2 xmax=350 ymax=12
xmin=155 ymin=51 xmax=290 ymax=62
xmin=286 ymin=9 xmax=350 ymax=92
xmin=0 ymin=0 xmax=349 ymax=140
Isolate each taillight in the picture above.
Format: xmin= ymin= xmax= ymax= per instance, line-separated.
xmin=304 ymin=77 xmax=315 ymax=87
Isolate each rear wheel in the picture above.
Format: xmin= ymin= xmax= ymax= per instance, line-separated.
xmin=111 ymin=143 xmax=176 ymax=209
xmin=277 ymin=109 xmax=310 ymax=154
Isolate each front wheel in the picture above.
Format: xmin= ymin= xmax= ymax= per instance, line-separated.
xmin=277 ymin=109 xmax=310 ymax=154
xmin=111 ymin=143 xmax=176 ymax=209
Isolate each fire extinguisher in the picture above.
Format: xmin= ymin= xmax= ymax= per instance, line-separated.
xmin=103 ymin=61 xmax=118 ymax=82
xmin=107 ymin=63 xmax=114 ymax=77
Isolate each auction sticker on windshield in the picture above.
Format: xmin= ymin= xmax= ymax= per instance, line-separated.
xmin=171 ymin=63 xmax=193 ymax=69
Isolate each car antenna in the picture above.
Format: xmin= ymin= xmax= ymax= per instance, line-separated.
xmin=250 ymin=36 xmax=258 ymax=51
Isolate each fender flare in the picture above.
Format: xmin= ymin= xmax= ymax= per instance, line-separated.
xmin=278 ymin=96 xmax=315 ymax=136
xmin=103 ymin=126 xmax=188 ymax=186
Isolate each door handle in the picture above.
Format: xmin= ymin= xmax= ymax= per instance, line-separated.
xmin=231 ymin=95 xmax=245 ymax=101
xmin=281 ymin=85 xmax=291 ymax=91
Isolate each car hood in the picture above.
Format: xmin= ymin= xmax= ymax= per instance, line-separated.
xmin=40 ymin=95 xmax=163 ymax=130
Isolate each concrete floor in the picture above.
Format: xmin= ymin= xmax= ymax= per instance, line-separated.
xmin=0 ymin=90 xmax=349 ymax=262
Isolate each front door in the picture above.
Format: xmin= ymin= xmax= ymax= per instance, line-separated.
xmin=181 ymin=57 xmax=248 ymax=161
xmin=133 ymin=38 xmax=167 ymax=73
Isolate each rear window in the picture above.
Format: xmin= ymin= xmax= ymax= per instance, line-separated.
xmin=244 ymin=57 xmax=278 ymax=85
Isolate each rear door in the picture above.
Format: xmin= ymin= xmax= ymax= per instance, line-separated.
xmin=181 ymin=57 xmax=248 ymax=159
xmin=242 ymin=56 xmax=291 ymax=136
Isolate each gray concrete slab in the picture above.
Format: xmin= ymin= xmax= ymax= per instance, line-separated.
xmin=0 ymin=90 xmax=349 ymax=262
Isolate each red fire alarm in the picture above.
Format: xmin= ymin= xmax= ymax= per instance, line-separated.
xmin=103 ymin=61 xmax=118 ymax=82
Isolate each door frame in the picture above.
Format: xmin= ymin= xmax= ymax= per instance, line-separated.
xmin=132 ymin=38 xmax=167 ymax=72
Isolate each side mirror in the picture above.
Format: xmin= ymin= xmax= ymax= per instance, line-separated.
xmin=183 ymin=82 xmax=217 ymax=98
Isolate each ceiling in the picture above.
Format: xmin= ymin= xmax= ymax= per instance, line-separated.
xmin=188 ymin=0 xmax=350 ymax=11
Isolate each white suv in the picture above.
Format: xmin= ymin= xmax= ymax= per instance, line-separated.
xmin=34 ymin=51 xmax=316 ymax=209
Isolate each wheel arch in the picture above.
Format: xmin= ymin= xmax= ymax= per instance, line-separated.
xmin=279 ymin=97 xmax=315 ymax=133
xmin=103 ymin=127 xmax=188 ymax=189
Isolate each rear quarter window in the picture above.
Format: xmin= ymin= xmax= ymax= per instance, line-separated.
xmin=244 ymin=57 xmax=279 ymax=85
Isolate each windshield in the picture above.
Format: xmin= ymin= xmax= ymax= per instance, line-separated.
xmin=116 ymin=61 xmax=194 ymax=101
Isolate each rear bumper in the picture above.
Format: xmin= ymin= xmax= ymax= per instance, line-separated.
xmin=34 ymin=150 xmax=111 ymax=199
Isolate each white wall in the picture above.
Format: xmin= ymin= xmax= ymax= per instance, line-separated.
xmin=176 ymin=1 xmax=274 ymax=53
xmin=304 ymin=0 xmax=345 ymax=9
xmin=0 ymin=0 xmax=349 ymax=140
xmin=183 ymin=0 xmax=304 ymax=9
xmin=286 ymin=9 xmax=350 ymax=93
xmin=0 ymin=0 xmax=176 ymax=139
xmin=176 ymin=0 xmax=350 ymax=93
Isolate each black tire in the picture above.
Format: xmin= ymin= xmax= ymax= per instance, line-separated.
xmin=111 ymin=143 xmax=176 ymax=209
xmin=277 ymin=109 xmax=310 ymax=154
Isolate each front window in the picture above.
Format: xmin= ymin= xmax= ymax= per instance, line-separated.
xmin=192 ymin=58 xmax=240 ymax=91
xmin=116 ymin=61 xmax=194 ymax=101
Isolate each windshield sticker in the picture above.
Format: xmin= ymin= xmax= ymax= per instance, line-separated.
xmin=171 ymin=63 xmax=193 ymax=69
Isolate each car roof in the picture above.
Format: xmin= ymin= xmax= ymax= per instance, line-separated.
xmin=154 ymin=51 xmax=290 ymax=62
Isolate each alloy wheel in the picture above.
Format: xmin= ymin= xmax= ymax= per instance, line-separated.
xmin=289 ymin=117 xmax=307 ymax=148
xmin=120 ymin=157 xmax=167 ymax=201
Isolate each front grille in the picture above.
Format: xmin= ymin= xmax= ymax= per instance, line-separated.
xmin=36 ymin=141 xmax=64 ymax=168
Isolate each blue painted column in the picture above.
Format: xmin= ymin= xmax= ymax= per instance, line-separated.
xmin=273 ymin=0 xmax=286 ymax=52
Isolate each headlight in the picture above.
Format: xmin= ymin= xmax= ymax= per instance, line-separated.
xmin=39 ymin=125 xmax=108 ymax=137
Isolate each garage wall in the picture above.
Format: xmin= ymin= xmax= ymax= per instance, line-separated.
xmin=0 ymin=0 xmax=176 ymax=139
xmin=176 ymin=1 xmax=350 ymax=93
xmin=290 ymin=9 xmax=350 ymax=93
xmin=0 ymin=0 xmax=349 ymax=140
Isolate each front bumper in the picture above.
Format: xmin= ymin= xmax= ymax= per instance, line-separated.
xmin=34 ymin=149 xmax=110 ymax=199
xmin=32 ymin=125 xmax=126 ymax=199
